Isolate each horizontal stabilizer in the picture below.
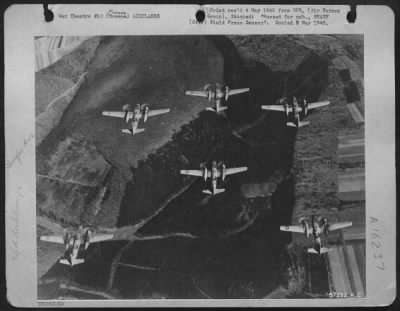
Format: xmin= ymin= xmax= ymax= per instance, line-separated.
xmin=216 ymin=106 xmax=228 ymax=113
xmin=60 ymin=258 xmax=85 ymax=266
xmin=122 ymin=129 xmax=132 ymax=135
xmin=286 ymin=122 xmax=297 ymax=128
xmin=298 ymin=121 xmax=310 ymax=128
xmin=122 ymin=128 xmax=145 ymax=135
xmin=202 ymin=188 xmax=226 ymax=195
xmin=307 ymin=247 xmax=330 ymax=255
xmin=72 ymin=258 xmax=85 ymax=266
xmin=205 ymin=107 xmax=217 ymax=112
xmin=59 ymin=259 xmax=70 ymax=266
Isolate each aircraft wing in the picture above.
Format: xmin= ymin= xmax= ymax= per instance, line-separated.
xmin=228 ymin=88 xmax=250 ymax=96
xmin=185 ymin=90 xmax=208 ymax=98
xmin=261 ymin=105 xmax=289 ymax=112
xmin=328 ymin=221 xmax=352 ymax=232
xmin=225 ymin=167 xmax=248 ymax=176
xmin=147 ymin=108 xmax=170 ymax=117
xmin=180 ymin=169 xmax=203 ymax=177
xmin=90 ymin=233 xmax=114 ymax=243
xmin=308 ymin=101 xmax=330 ymax=110
xmin=102 ymin=111 xmax=125 ymax=118
xmin=40 ymin=235 xmax=64 ymax=244
xmin=280 ymin=225 xmax=305 ymax=234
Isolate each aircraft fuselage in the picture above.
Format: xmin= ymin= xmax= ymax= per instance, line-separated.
xmin=62 ymin=227 xmax=90 ymax=266
xmin=210 ymin=161 xmax=219 ymax=194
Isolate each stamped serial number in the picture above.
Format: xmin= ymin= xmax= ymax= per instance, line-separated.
xmin=328 ymin=292 xmax=363 ymax=298
xmin=38 ymin=301 xmax=65 ymax=307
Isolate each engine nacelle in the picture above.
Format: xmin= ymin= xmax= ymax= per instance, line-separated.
xmin=203 ymin=167 xmax=208 ymax=181
xmin=321 ymin=217 xmax=329 ymax=236
xmin=143 ymin=105 xmax=150 ymax=122
xmin=206 ymin=89 xmax=212 ymax=101
xmin=224 ymin=86 xmax=230 ymax=101
xmin=84 ymin=228 xmax=92 ymax=250
xmin=63 ymin=229 xmax=68 ymax=244
xmin=299 ymin=217 xmax=310 ymax=239
xmin=122 ymin=104 xmax=131 ymax=111
xmin=305 ymin=224 xmax=311 ymax=239
xmin=221 ymin=163 xmax=227 ymax=181
xmin=284 ymin=103 xmax=289 ymax=117
xmin=303 ymin=99 xmax=308 ymax=115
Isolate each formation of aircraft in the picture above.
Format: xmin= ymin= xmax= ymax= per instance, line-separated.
xmin=101 ymin=85 xmax=328 ymax=135
xmin=40 ymin=226 xmax=113 ymax=266
xmin=262 ymin=96 xmax=330 ymax=128
xmin=180 ymin=160 xmax=248 ymax=195
xmin=280 ymin=215 xmax=352 ymax=255
xmin=185 ymin=83 xmax=250 ymax=113
xmin=44 ymin=82 xmax=341 ymax=271
xmin=102 ymin=103 xmax=170 ymax=136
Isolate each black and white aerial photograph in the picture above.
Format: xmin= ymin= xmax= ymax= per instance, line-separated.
xmin=35 ymin=35 xmax=365 ymax=300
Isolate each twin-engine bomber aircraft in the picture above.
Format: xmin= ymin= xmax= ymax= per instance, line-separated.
xmin=180 ymin=161 xmax=248 ymax=195
xmin=40 ymin=226 xmax=113 ymax=266
xmin=280 ymin=215 xmax=352 ymax=255
xmin=262 ymin=96 xmax=330 ymax=128
xmin=185 ymin=83 xmax=250 ymax=113
xmin=102 ymin=103 xmax=170 ymax=136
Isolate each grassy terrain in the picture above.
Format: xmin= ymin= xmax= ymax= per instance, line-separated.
xmin=36 ymin=36 xmax=224 ymax=230
xmin=35 ymin=73 xmax=74 ymax=116
xmin=284 ymin=36 xmax=364 ymax=296
xmin=229 ymin=35 xmax=311 ymax=71
xmin=291 ymin=41 xmax=363 ymax=220
xmin=36 ymin=37 xmax=101 ymax=146
xmin=40 ymin=37 xmax=102 ymax=83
